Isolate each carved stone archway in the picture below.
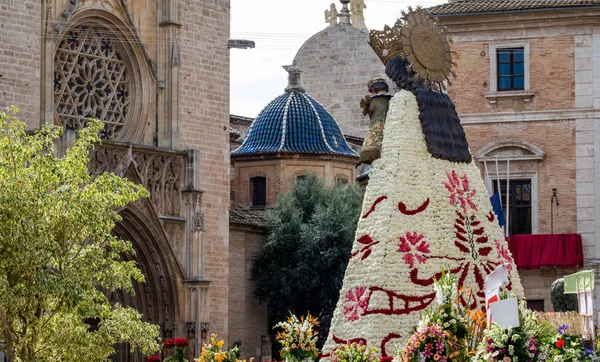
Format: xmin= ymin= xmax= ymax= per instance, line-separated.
xmin=110 ymin=204 xmax=185 ymax=361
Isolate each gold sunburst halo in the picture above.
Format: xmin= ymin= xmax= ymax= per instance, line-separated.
xmin=400 ymin=6 xmax=457 ymax=91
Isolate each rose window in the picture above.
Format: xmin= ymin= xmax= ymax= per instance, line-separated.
xmin=54 ymin=25 xmax=131 ymax=139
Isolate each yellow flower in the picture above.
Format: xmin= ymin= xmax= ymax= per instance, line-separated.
xmin=292 ymin=344 xmax=297 ymax=349
xmin=217 ymin=340 xmax=224 ymax=348
xmin=216 ymin=353 xmax=225 ymax=362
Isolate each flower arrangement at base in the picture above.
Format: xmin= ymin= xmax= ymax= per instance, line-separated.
xmin=273 ymin=312 xmax=320 ymax=362
xmin=195 ymin=334 xmax=242 ymax=362
xmin=164 ymin=338 xmax=190 ymax=362
xmin=402 ymin=324 xmax=462 ymax=362
xmin=474 ymin=300 xmax=554 ymax=362
xmin=543 ymin=325 xmax=595 ymax=362
xmin=400 ymin=269 xmax=472 ymax=362
xmin=330 ymin=342 xmax=379 ymax=362
xmin=147 ymin=356 xmax=162 ymax=362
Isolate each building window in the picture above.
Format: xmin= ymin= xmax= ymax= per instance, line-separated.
xmin=493 ymin=179 xmax=532 ymax=236
xmin=250 ymin=176 xmax=266 ymax=207
xmin=526 ymin=299 xmax=545 ymax=312
xmin=497 ymin=48 xmax=524 ymax=91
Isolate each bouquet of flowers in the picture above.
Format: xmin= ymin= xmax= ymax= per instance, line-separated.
xmin=165 ymin=338 xmax=190 ymax=362
xmin=196 ymin=334 xmax=241 ymax=362
xmin=402 ymin=324 xmax=462 ymax=362
xmin=401 ymin=269 xmax=470 ymax=362
xmin=544 ymin=325 xmax=595 ymax=362
xmin=474 ymin=300 xmax=554 ymax=362
xmin=273 ymin=312 xmax=320 ymax=362
xmin=330 ymin=342 xmax=379 ymax=362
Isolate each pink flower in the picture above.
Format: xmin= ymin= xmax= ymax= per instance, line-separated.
xmin=444 ymin=171 xmax=477 ymax=214
xmin=494 ymin=240 xmax=514 ymax=272
xmin=398 ymin=232 xmax=430 ymax=268
xmin=343 ymin=287 xmax=369 ymax=321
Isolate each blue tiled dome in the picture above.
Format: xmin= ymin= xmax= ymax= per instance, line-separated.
xmin=232 ymin=91 xmax=358 ymax=157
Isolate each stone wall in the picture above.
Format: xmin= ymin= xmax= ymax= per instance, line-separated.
xmin=292 ymin=23 xmax=387 ymax=138
xmin=448 ymin=36 xmax=575 ymax=114
xmin=0 ymin=0 xmax=41 ymax=128
xmin=229 ymin=228 xmax=269 ymax=360
xmin=178 ymin=0 xmax=231 ymax=341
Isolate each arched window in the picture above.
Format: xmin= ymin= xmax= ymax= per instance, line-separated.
xmin=54 ymin=23 xmax=133 ymax=139
xmin=475 ymin=139 xmax=545 ymax=235
xmin=250 ymin=176 xmax=267 ymax=207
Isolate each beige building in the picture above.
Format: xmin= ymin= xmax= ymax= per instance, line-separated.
xmin=1 ymin=0 xmax=230 ymax=360
xmin=428 ymin=0 xmax=598 ymax=312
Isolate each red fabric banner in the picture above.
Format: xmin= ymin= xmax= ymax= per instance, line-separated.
xmin=506 ymin=234 xmax=584 ymax=270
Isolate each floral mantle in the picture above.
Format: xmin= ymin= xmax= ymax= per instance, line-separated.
xmin=322 ymin=90 xmax=524 ymax=358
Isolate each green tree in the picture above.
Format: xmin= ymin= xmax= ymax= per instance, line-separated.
xmin=0 ymin=107 xmax=160 ymax=362
xmin=252 ymin=174 xmax=363 ymax=345
xmin=550 ymin=278 xmax=578 ymax=312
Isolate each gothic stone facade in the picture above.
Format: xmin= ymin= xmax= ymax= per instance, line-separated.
xmin=0 ymin=0 xmax=231 ymax=360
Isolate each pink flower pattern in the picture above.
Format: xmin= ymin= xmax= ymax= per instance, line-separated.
xmin=343 ymin=287 xmax=369 ymax=321
xmin=444 ymin=170 xmax=478 ymax=214
xmin=494 ymin=240 xmax=514 ymax=272
xmin=398 ymin=232 xmax=430 ymax=268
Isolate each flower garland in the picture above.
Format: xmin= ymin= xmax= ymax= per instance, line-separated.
xmin=322 ymin=90 xmax=523 ymax=358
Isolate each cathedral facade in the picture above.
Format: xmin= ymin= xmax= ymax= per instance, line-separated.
xmin=1 ymin=0 xmax=231 ymax=360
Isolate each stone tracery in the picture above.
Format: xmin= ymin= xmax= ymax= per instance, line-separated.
xmin=54 ymin=24 xmax=132 ymax=139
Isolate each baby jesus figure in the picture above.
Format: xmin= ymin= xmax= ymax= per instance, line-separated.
xmin=359 ymin=77 xmax=392 ymax=164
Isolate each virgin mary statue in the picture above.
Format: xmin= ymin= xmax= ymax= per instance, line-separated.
xmin=321 ymin=8 xmax=523 ymax=358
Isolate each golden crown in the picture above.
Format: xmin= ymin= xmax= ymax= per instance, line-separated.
xmin=368 ymin=19 xmax=403 ymax=65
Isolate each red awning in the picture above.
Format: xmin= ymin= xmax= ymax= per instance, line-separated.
xmin=506 ymin=234 xmax=584 ymax=270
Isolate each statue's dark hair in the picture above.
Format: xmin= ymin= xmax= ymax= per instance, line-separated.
xmin=368 ymin=79 xmax=389 ymax=94
xmin=385 ymin=56 xmax=472 ymax=163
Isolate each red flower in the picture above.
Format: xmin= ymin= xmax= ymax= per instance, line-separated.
xmin=444 ymin=171 xmax=477 ymax=214
xmin=173 ymin=338 xmax=189 ymax=347
xmin=380 ymin=356 xmax=394 ymax=362
xmin=146 ymin=356 xmax=161 ymax=362
xmin=556 ymin=339 xmax=565 ymax=349
xmin=343 ymin=286 xmax=369 ymax=321
xmin=398 ymin=232 xmax=430 ymax=268
xmin=164 ymin=339 xmax=174 ymax=348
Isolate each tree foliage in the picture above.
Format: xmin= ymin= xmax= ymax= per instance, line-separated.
xmin=550 ymin=278 xmax=578 ymax=312
xmin=252 ymin=174 xmax=363 ymax=345
xmin=0 ymin=107 xmax=160 ymax=362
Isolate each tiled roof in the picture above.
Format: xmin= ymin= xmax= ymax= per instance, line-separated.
xmin=231 ymin=91 xmax=359 ymax=158
xmin=229 ymin=203 xmax=267 ymax=228
xmin=428 ymin=0 xmax=600 ymax=15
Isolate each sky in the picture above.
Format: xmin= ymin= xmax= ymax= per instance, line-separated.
xmin=229 ymin=0 xmax=447 ymax=118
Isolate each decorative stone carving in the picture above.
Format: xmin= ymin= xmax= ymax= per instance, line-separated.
xmin=350 ymin=0 xmax=368 ymax=32
xmin=78 ymin=0 xmax=121 ymax=12
xmin=325 ymin=3 xmax=339 ymax=26
xmin=91 ymin=144 xmax=185 ymax=217
xmin=54 ymin=24 xmax=132 ymax=139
